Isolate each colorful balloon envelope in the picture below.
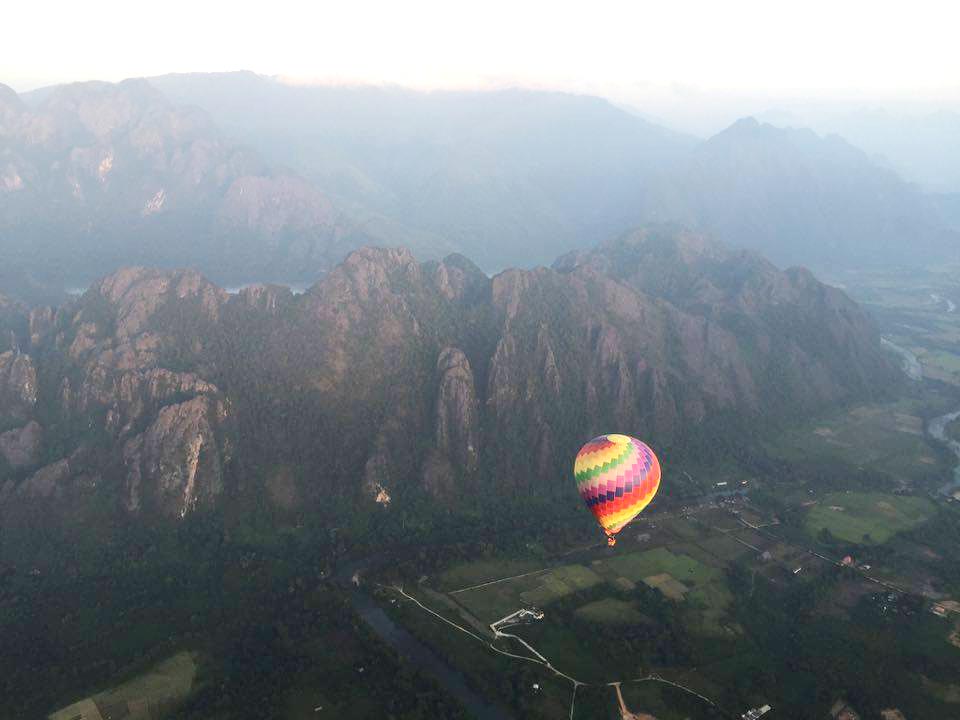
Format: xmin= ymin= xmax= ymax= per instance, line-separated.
xmin=575 ymin=434 xmax=661 ymax=546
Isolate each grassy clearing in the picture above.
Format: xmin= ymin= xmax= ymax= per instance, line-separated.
xmin=921 ymin=676 xmax=960 ymax=704
xmin=453 ymin=562 xmax=603 ymax=621
xmin=596 ymin=547 xmax=678 ymax=582
xmin=671 ymin=541 xmax=729 ymax=568
xmin=919 ymin=349 xmax=960 ymax=376
xmin=694 ymin=535 xmax=751 ymax=562
xmin=686 ymin=582 xmax=736 ymax=634
xmin=595 ymin=547 xmax=721 ymax=588
xmin=766 ymin=398 xmax=941 ymax=481
xmin=620 ymin=679 xmax=718 ymax=720
xmin=49 ymin=651 xmax=198 ymax=720
xmin=643 ymin=573 xmax=689 ymax=600
xmin=805 ymin=492 xmax=935 ymax=545
xmin=574 ymin=598 xmax=646 ymax=625
xmin=663 ymin=517 xmax=705 ymax=542
xmin=451 ymin=547 xmax=722 ymax=621
xmin=454 ymin=577 xmax=543 ymax=621
xmin=439 ymin=558 xmax=545 ymax=591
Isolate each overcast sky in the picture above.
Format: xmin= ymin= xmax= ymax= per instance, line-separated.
xmin=5 ymin=0 xmax=959 ymax=133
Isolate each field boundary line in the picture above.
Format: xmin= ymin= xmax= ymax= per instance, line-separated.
xmin=449 ymin=568 xmax=551 ymax=594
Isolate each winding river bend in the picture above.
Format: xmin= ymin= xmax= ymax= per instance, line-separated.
xmin=881 ymin=337 xmax=923 ymax=381
xmin=927 ymin=410 xmax=960 ymax=497
xmin=884 ymin=337 xmax=960 ymax=496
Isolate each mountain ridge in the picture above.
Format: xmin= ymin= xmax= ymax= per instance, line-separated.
xmin=0 ymin=228 xmax=898 ymax=528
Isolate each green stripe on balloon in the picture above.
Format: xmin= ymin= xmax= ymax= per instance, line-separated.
xmin=575 ymin=443 xmax=634 ymax=484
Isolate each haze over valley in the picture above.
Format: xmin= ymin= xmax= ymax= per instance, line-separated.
xmin=3 ymin=5 xmax=960 ymax=719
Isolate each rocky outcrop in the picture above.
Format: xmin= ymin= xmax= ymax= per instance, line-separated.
xmin=434 ymin=348 xmax=480 ymax=473
xmin=0 ymin=267 xmax=231 ymax=523
xmin=0 ymin=421 xmax=42 ymax=468
xmin=233 ymin=284 xmax=295 ymax=314
xmin=123 ymin=395 xmax=227 ymax=517
xmin=28 ymin=306 xmax=54 ymax=348
xmin=0 ymin=351 xmax=37 ymax=422
xmin=71 ymin=367 xmax=220 ymax=438
xmin=18 ymin=459 xmax=71 ymax=500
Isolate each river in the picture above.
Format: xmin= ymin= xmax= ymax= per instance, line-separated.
xmin=336 ymin=560 xmax=510 ymax=720
xmin=927 ymin=410 xmax=960 ymax=497
xmin=883 ymin=338 xmax=960 ymax=496
xmin=881 ymin=337 xmax=923 ymax=381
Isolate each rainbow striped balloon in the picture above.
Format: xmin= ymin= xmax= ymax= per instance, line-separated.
xmin=575 ymin=434 xmax=661 ymax=546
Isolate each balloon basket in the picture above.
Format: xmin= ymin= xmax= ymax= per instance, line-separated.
xmin=607 ymin=536 xmax=617 ymax=547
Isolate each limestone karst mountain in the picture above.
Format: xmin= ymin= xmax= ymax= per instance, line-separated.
xmin=0 ymin=228 xmax=897 ymax=524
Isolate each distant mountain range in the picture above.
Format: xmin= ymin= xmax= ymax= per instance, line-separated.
xmin=2 ymin=72 xmax=957 ymax=303
xmin=0 ymin=78 xmax=376 ymax=299
xmin=648 ymin=117 xmax=956 ymax=268
xmin=0 ymin=229 xmax=897 ymax=526
xmin=758 ymin=105 xmax=960 ymax=194
xmin=146 ymin=71 xmax=697 ymax=271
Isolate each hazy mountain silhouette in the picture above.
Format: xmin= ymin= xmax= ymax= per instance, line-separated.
xmin=648 ymin=117 xmax=957 ymax=269
xmin=147 ymin=71 xmax=697 ymax=270
xmin=5 ymin=73 xmax=957 ymax=303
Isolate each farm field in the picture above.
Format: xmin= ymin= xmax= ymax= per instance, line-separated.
xmin=766 ymin=397 xmax=944 ymax=484
xmin=804 ymin=492 xmax=935 ymax=545
xmin=449 ymin=544 xmax=735 ymax=643
xmin=49 ymin=651 xmax=198 ymax=720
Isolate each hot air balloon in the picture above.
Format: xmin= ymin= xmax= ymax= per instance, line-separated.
xmin=574 ymin=434 xmax=661 ymax=547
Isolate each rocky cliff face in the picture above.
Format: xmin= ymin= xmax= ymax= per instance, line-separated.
xmin=553 ymin=226 xmax=895 ymax=415
xmin=122 ymin=395 xmax=227 ymax=516
xmin=0 ymin=267 xmax=230 ymax=520
xmin=0 ymin=350 xmax=38 ymax=423
xmin=0 ymin=229 xmax=897 ymax=524
xmin=0 ymin=420 xmax=41 ymax=468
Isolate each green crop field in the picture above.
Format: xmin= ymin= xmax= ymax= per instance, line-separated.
xmin=694 ymin=535 xmax=751 ymax=562
xmin=804 ymin=492 xmax=935 ymax=545
xmin=593 ymin=547 xmax=721 ymax=587
xmin=49 ymin=651 xmax=198 ymax=720
xmin=671 ymin=541 xmax=729 ymax=567
xmin=663 ymin=517 xmax=705 ymax=541
xmin=450 ymin=547 xmax=723 ymax=622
